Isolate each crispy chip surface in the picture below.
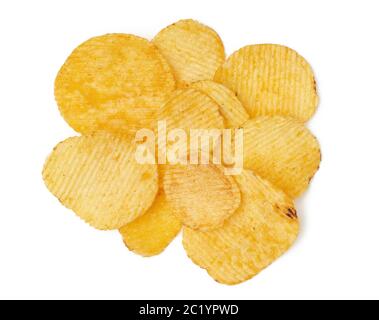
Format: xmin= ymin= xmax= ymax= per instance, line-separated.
xmin=243 ymin=116 xmax=321 ymax=198
xmin=119 ymin=191 xmax=182 ymax=257
xmin=191 ymin=80 xmax=249 ymax=128
xmin=43 ymin=133 xmax=158 ymax=230
xmin=55 ymin=34 xmax=176 ymax=135
xmin=183 ymin=170 xmax=299 ymax=285
xmin=158 ymin=88 xmax=225 ymax=132
xmin=153 ymin=19 xmax=225 ymax=87
xmin=214 ymin=44 xmax=318 ymax=122
xmin=163 ymin=164 xmax=241 ymax=231
xmin=157 ymin=88 xmax=225 ymax=160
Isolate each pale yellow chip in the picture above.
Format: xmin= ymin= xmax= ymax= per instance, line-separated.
xmin=243 ymin=116 xmax=321 ymax=198
xmin=158 ymin=88 xmax=225 ymax=132
xmin=214 ymin=44 xmax=318 ymax=122
xmin=42 ymin=133 xmax=158 ymax=230
xmin=157 ymin=88 xmax=225 ymax=161
xmin=119 ymin=191 xmax=182 ymax=257
xmin=191 ymin=80 xmax=249 ymax=128
xmin=163 ymin=164 xmax=241 ymax=231
xmin=183 ymin=170 xmax=299 ymax=285
xmin=55 ymin=34 xmax=176 ymax=135
xmin=153 ymin=19 xmax=225 ymax=88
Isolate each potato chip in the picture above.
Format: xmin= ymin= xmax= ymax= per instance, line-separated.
xmin=163 ymin=163 xmax=241 ymax=231
xmin=158 ymin=88 xmax=225 ymax=132
xmin=191 ymin=80 xmax=249 ymax=128
xmin=183 ymin=170 xmax=299 ymax=285
xmin=55 ymin=34 xmax=176 ymax=135
xmin=119 ymin=191 xmax=182 ymax=257
xmin=153 ymin=19 xmax=225 ymax=88
xmin=214 ymin=44 xmax=318 ymax=122
xmin=243 ymin=116 xmax=321 ymax=198
xmin=42 ymin=133 xmax=158 ymax=230
xmin=157 ymin=88 xmax=225 ymax=160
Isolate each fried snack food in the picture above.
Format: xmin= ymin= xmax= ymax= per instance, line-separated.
xmin=163 ymin=164 xmax=241 ymax=231
xmin=42 ymin=133 xmax=158 ymax=230
xmin=153 ymin=19 xmax=225 ymax=87
xmin=243 ymin=116 xmax=321 ymax=198
xmin=214 ymin=44 xmax=318 ymax=122
xmin=119 ymin=191 xmax=182 ymax=257
xmin=157 ymin=88 xmax=225 ymax=159
xmin=43 ymin=20 xmax=322 ymax=284
xmin=183 ymin=170 xmax=299 ymax=285
xmin=55 ymin=34 xmax=176 ymax=135
xmin=191 ymin=80 xmax=249 ymax=128
xmin=158 ymin=88 xmax=224 ymax=132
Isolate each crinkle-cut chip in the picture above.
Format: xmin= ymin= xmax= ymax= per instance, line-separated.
xmin=214 ymin=44 xmax=318 ymax=122
xmin=183 ymin=170 xmax=299 ymax=285
xmin=119 ymin=191 xmax=182 ymax=257
xmin=191 ymin=80 xmax=249 ymax=128
xmin=158 ymin=88 xmax=225 ymax=132
xmin=157 ymin=88 xmax=225 ymax=160
xmin=163 ymin=163 xmax=241 ymax=231
xmin=153 ymin=19 xmax=225 ymax=88
xmin=55 ymin=34 xmax=176 ymax=135
xmin=242 ymin=116 xmax=321 ymax=198
xmin=42 ymin=133 xmax=158 ymax=230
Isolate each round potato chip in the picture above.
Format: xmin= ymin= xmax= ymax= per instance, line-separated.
xmin=163 ymin=163 xmax=241 ymax=231
xmin=158 ymin=88 xmax=225 ymax=133
xmin=242 ymin=116 xmax=321 ymax=198
xmin=55 ymin=34 xmax=176 ymax=135
xmin=157 ymin=88 xmax=225 ymax=162
xmin=191 ymin=80 xmax=249 ymax=128
xmin=42 ymin=133 xmax=158 ymax=230
xmin=183 ymin=170 xmax=299 ymax=285
xmin=119 ymin=190 xmax=182 ymax=257
xmin=214 ymin=44 xmax=318 ymax=122
xmin=153 ymin=19 xmax=225 ymax=87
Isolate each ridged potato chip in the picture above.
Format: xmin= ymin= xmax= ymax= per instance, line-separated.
xmin=214 ymin=44 xmax=318 ymax=122
xmin=43 ymin=133 xmax=158 ymax=230
xmin=55 ymin=34 xmax=176 ymax=135
xmin=158 ymin=88 xmax=225 ymax=132
xmin=191 ymin=80 xmax=249 ymax=128
xmin=183 ymin=170 xmax=299 ymax=285
xmin=163 ymin=164 xmax=241 ymax=231
xmin=243 ymin=116 xmax=321 ymax=198
xmin=119 ymin=191 xmax=182 ymax=257
xmin=153 ymin=19 xmax=225 ymax=87
xmin=157 ymin=88 xmax=225 ymax=160
xmin=158 ymin=88 xmax=225 ymax=133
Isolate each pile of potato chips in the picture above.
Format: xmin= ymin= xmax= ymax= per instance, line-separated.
xmin=43 ymin=19 xmax=321 ymax=285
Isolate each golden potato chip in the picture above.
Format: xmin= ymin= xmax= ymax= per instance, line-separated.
xmin=42 ymin=133 xmax=158 ymax=230
xmin=214 ymin=44 xmax=318 ymax=122
xmin=157 ymin=88 xmax=225 ymax=161
xmin=163 ymin=164 xmax=241 ymax=231
xmin=55 ymin=34 xmax=176 ymax=135
xmin=119 ymin=191 xmax=182 ymax=257
xmin=153 ymin=19 xmax=225 ymax=87
xmin=158 ymin=88 xmax=225 ymax=132
xmin=183 ymin=170 xmax=299 ymax=285
xmin=191 ymin=80 xmax=249 ymax=128
xmin=243 ymin=116 xmax=321 ymax=198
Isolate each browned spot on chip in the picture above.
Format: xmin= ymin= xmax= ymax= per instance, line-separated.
xmin=183 ymin=170 xmax=299 ymax=285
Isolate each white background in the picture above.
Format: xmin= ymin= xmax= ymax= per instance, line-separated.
xmin=0 ymin=0 xmax=378 ymax=300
